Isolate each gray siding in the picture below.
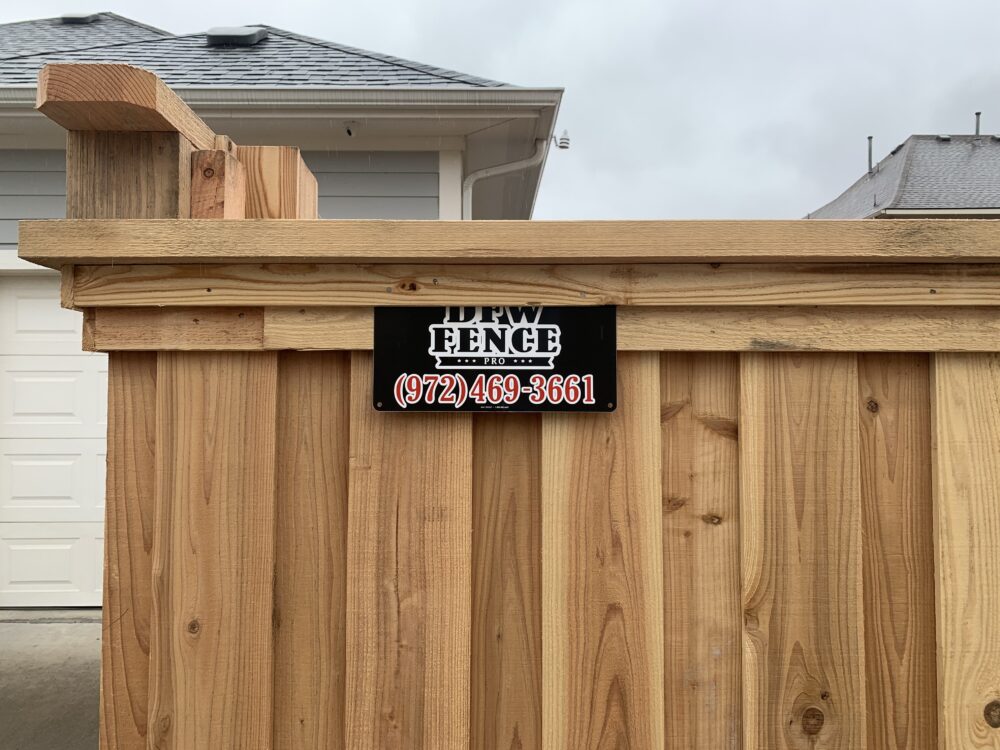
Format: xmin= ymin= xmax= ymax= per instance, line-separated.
xmin=0 ymin=151 xmax=65 ymax=258
xmin=303 ymin=151 xmax=438 ymax=219
xmin=1 ymin=150 xmax=438 ymax=267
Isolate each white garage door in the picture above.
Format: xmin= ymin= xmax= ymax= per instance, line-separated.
xmin=0 ymin=275 xmax=107 ymax=606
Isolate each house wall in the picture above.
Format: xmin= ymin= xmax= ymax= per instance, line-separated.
xmin=0 ymin=150 xmax=66 ymax=272
xmin=302 ymin=150 xmax=439 ymax=220
xmin=0 ymin=149 xmax=441 ymax=271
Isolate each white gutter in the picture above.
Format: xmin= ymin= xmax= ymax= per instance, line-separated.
xmin=462 ymin=138 xmax=547 ymax=220
xmin=0 ymin=85 xmax=563 ymax=110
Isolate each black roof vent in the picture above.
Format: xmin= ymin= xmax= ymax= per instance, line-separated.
xmin=60 ymin=13 xmax=100 ymax=24
xmin=206 ymin=26 xmax=268 ymax=47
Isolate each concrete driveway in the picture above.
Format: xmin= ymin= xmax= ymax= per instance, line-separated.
xmin=0 ymin=610 xmax=100 ymax=750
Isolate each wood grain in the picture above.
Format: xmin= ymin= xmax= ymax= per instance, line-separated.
xmin=296 ymin=155 xmax=319 ymax=220
xmin=273 ymin=352 xmax=349 ymax=749
xmin=22 ymin=218 xmax=1000 ymax=268
xmin=932 ymin=353 xmax=1000 ymax=749
xmin=660 ymin=353 xmax=742 ymax=749
xmin=190 ymin=150 xmax=246 ymax=219
xmin=617 ymin=306 xmax=1000 ymax=351
xmin=345 ymin=352 xmax=473 ymax=750
xmin=236 ymin=146 xmax=317 ymax=220
xmin=62 ymin=118 xmax=193 ymax=750
xmin=37 ymin=63 xmax=216 ymax=149
xmin=264 ymin=307 xmax=372 ymax=350
xmin=68 ymin=262 xmax=1000 ymax=308
xmin=471 ymin=415 xmax=542 ymax=750
xmin=542 ymin=351 xmax=664 ymax=748
xmin=858 ymin=354 xmax=937 ymax=750
xmin=76 ymin=305 xmax=1000 ymax=353
xmin=65 ymin=131 xmax=192 ymax=220
xmin=267 ymin=306 xmax=1000 ymax=354
xmin=740 ymin=352 xmax=865 ymax=749
xmin=148 ymin=352 xmax=278 ymax=749
xmin=88 ymin=307 xmax=263 ymax=350
xmin=99 ymin=353 xmax=156 ymax=750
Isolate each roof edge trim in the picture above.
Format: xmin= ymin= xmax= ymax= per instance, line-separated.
xmin=0 ymin=85 xmax=563 ymax=109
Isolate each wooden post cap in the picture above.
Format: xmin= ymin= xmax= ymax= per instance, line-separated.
xmin=36 ymin=63 xmax=216 ymax=150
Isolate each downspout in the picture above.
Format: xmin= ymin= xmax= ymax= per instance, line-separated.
xmin=461 ymin=138 xmax=548 ymax=219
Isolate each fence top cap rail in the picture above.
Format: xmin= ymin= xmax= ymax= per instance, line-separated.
xmin=18 ymin=218 xmax=1000 ymax=268
xmin=36 ymin=63 xmax=217 ymax=150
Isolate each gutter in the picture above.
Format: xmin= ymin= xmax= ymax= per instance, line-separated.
xmin=462 ymin=138 xmax=548 ymax=219
xmin=0 ymin=85 xmax=563 ymax=111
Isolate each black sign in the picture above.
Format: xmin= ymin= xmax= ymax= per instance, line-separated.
xmin=373 ymin=306 xmax=616 ymax=412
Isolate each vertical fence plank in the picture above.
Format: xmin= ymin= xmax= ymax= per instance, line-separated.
xmin=933 ymin=353 xmax=1000 ymax=749
xmin=99 ymin=353 xmax=157 ymax=749
xmin=471 ymin=414 xmax=542 ymax=750
xmin=345 ymin=352 xmax=472 ymax=750
xmin=65 ymin=128 xmax=193 ymax=750
xmin=542 ymin=351 xmax=664 ymax=749
xmin=661 ymin=352 xmax=742 ymax=749
xmin=191 ymin=149 xmax=246 ymax=219
xmin=273 ymin=352 xmax=350 ymax=749
xmin=858 ymin=354 xmax=937 ymax=750
xmin=740 ymin=352 xmax=865 ymax=749
xmin=147 ymin=352 xmax=278 ymax=749
xmin=236 ymin=145 xmax=316 ymax=219
xmin=66 ymin=131 xmax=192 ymax=219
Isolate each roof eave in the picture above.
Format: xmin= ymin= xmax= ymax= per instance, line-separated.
xmin=0 ymin=84 xmax=563 ymax=108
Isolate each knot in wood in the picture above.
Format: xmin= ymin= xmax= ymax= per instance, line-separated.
xmin=801 ymin=707 xmax=825 ymax=735
xmin=702 ymin=513 xmax=722 ymax=525
xmin=186 ymin=619 xmax=200 ymax=635
xmin=202 ymin=167 xmax=215 ymax=179
xmin=985 ymin=700 xmax=1000 ymax=728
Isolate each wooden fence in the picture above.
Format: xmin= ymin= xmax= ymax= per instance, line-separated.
xmin=19 ymin=63 xmax=1000 ymax=750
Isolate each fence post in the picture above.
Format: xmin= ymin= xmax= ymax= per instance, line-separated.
xmin=38 ymin=63 xmax=202 ymax=750
xmin=36 ymin=62 xmax=304 ymax=749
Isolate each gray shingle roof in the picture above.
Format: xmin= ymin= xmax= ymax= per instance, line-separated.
xmin=809 ymin=135 xmax=1000 ymax=218
xmin=0 ymin=14 xmax=507 ymax=87
xmin=0 ymin=12 xmax=168 ymax=59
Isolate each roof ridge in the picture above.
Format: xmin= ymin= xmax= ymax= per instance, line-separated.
xmin=0 ymin=31 xmax=203 ymax=64
xmin=259 ymin=26 xmax=506 ymax=87
xmin=99 ymin=12 xmax=172 ymax=37
xmin=884 ymin=138 xmax=916 ymax=210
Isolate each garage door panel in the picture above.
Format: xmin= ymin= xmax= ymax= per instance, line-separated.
xmin=2 ymin=259 xmax=107 ymax=607
xmin=0 ymin=355 xmax=107 ymax=438
xmin=0 ymin=275 xmax=87 ymax=355
xmin=0 ymin=438 xmax=106 ymax=523
xmin=0 ymin=522 xmax=102 ymax=607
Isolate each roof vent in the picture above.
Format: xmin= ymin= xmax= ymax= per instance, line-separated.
xmin=206 ymin=26 xmax=268 ymax=47
xmin=60 ymin=13 xmax=100 ymax=24
xmin=937 ymin=134 xmax=952 ymax=142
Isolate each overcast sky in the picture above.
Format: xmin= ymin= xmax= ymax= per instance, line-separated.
xmin=3 ymin=0 xmax=998 ymax=218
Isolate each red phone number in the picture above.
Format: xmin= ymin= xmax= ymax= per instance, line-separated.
xmin=392 ymin=372 xmax=596 ymax=409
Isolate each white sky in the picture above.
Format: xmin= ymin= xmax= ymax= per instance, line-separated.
xmin=3 ymin=0 xmax=998 ymax=219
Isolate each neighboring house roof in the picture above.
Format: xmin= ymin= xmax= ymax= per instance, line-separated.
xmin=0 ymin=12 xmax=168 ymax=59
xmin=809 ymin=134 xmax=1000 ymax=219
xmin=0 ymin=14 xmax=507 ymax=88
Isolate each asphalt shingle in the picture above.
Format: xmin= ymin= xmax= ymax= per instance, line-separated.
xmin=0 ymin=13 xmax=168 ymax=60
xmin=809 ymin=135 xmax=1000 ymax=218
xmin=0 ymin=15 xmax=508 ymax=88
